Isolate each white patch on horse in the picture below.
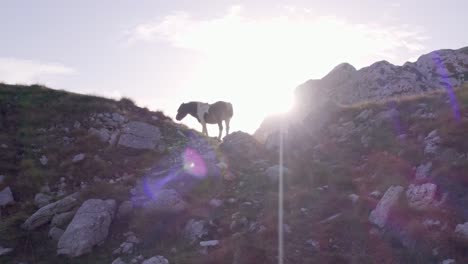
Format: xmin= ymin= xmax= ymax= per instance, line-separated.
xmin=197 ymin=102 xmax=210 ymax=123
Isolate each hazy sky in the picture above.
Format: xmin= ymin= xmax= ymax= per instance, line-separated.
xmin=1 ymin=1 xmax=467 ymax=134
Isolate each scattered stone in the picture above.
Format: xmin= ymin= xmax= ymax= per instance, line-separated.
xmin=369 ymin=185 xmax=404 ymax=228
xmin=118 ymin=121 xmax=161 ymax=150
xmin=319 ymin=213 xmax=342 ymax=224
xmin=141 ymin=256 xmax=169 ymax=264
xmin=184 ymin=219 xmax=208 ymax=244
xmin=305 ymin=239 xmax=320 ymax=251
xmin=131 ymin=255 xmax=144 ymax=264
xmin=34 ymin=193 xmax=53 ymax=208
xmin=442 ymin=259 xmax=456 ymax=264
xmin=370 ymin=191 xmax=382 ymax=199
xmin=209 ymin=199 xmax=223 ymax=208
xmin=23 ymin=193 xmax=80 ymax=230
xmin=0 ymin=187 xmax=14 ymax=207
xmin=73 ymin=121 xmax=81 ymax=129
xmin=58 ymin=199 xmax=116 ymax=257
xmin=348 ymin=194 xmax=359 ymax=204
xmin=415 ymin=162 xmax=432 ymax=180
xmin=112 ymin=257 xmax=127 ymax=264
xmin=113 ymin=242 xmax=134 ymax=255
xmin=454 ymin=222 xmax=468 ymax=240
xmin=40 ymin=155 xmax=48 ymax=166
xmin=49 ymin=226 xmax=65 ymax=241
xmin=406 ymin=183 xmax=438 ymax=210
xmin=72 ymin=153 xmax=86 ymax=163
xmin=200 ymin=240 xmax=220 ymax=247
xmin=0 ymin=144 xmax=7 ymax=148
xmin=423 ymin=219 xmax=441 ymax=229
xmin=0 ymin=246 xmax=13 ymax=256
xmin=424 ymin=130 xmax=441 ymax=154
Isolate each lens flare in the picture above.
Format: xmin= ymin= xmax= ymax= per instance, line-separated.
xmin=183 ymin=148 xmax=207 ymax=178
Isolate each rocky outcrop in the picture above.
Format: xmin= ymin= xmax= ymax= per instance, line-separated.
xmin=405 ymin=183 xmax=438 ymax=210
xmin=57 ymin=199 xmax=116 ymax=257
xmin=34 ymin=192 xmax=53 ymax=208
xmin=369 ymin=186 xmax=404 ymax=228
xmin=296 ymin=47 xmax=468 ymax=106
xmin=118 ymin=121 xmax=161 ymax=150
xmin=220 ymin=132 xmax=264 ymax=167
xmin=22 ymin=193 xmax=79 ymax=230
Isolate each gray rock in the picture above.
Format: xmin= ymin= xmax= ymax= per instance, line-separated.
xmin=424 ymin=130 xmax=441 ymax=154
xmin=220 ymin=132 xmax=263 ymax=167
xmin=23 ymin=193 xmax=79 ymax=230
xmin=113 ymin=242 xmax=134 ymax=255
xmin=58 ymin=199 xmax=116 ymax=257
xmin=415 ymin=162 xmax=432 ymax=180
xmin=34 ymin=193 xmax=53 ymax=208
xmin=305 ymin=239 xmax=320 ymax=251
xmin=369 ymin=185 xmax=404 ymax=228
xmin=265 ymin=165 xmax=290 ymax=183
xmin=442 ymin=259 xmax=456 ymax=264
xmin=455 ymin=222 xmax=468 ymax=240
xmin=370 ymin=190 xmax=382 ymax=199
xmin=118 ymin=121 xmax=161 ymax=150
xmin=141 ymin=256 xmax=169 ymax=264
xmin=51 ymin=210 xmax=76 ymax=228
xmin=348 ymin=194 xmax=359 ymax=204
xmin=112 ymin=257 xmax=127 ymax=264
xmin=0 ymin=246 xmax=13 ymax=256
xmin=73 ymin=121 xmax=81 ymax=129
xmin=117 ymin=201 xmax=133 ymax=219
xmin=72 ymin=153 xmax=86 ymax=163
xmin=184 ymin=219 xmax=208 ymax=244
xmin=40 ymin=155 xmax=48 ymax=166
xmin=199 ymin=240 xmax=219 ymax=247
xmin=406 ymin=183 xmax=438 ymax=210
xmin=49 ymin=226 xmax=65 ymax=241
xmin=209 ymin=199 xmax=223 ymax=208
xmin=143 ymin=189 xmax=187 ymax=212
xmin=0 ymin=187 xmax=14 ymax=207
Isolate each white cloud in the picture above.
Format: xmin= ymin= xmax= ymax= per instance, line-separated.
xmin=0 ymin=58 xmax=75 ymax=84
xmin=126 ymin=6 xmax=428 ymax=133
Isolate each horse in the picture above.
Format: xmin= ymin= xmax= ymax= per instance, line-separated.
xmin=176 ymin=101 xmax=233 ymax=139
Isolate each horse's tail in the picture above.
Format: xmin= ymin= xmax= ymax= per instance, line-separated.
xmin=227 ymin=102 xmax=234 ymax=119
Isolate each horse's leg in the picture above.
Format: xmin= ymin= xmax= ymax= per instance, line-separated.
xmin=225 ymin=118 xmax=230 ymax=136
xmin=217 ymin=121 xmax=223 ymax=140
xmin=201 ymin=121 xmax=208 ymax=136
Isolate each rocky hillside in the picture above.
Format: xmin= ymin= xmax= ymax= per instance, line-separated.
xmin=295 ymin=46 xmax=468 ymax=107
xmin=1 ymin=83 xmax=468 ymax=264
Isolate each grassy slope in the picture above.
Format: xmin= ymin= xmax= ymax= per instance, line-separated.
xmin=1 ymin=84 xmax=468 ymax=263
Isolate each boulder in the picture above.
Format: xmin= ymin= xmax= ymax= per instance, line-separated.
xmin=415 ymin=162 xmax=432 ymax=180
xmin=200 ymin=240 xmax=219 ymax=247
xmin=118 ymin=121 xmax=161 ymax=150
xmin=23 ymin=193 xmax=79 ymax=230
xmin=57 ymin=199 xmax=116 ymax=257
xmin=184 ymin=219 xmax=208 ymax=244
xmin=34 ymin=193 xmax=53 ymax=208
xmin=141 ymin=256 xmax=169 ymax=264
xmin=220 ymin=132 xmax=264 ymax=167
xmin=369 ymin=185 xmax=404 ymax=228
xmin=40 ymin=155 xmax=48 ymax=166
xmin=406 ymin=183 xmax=438 ymax=210
xmin=0 ymin=187 xmax=14 ymax=207
xmin=89 ymin=127 xmax=111 ymax=142
xmin=424 ymin=130 xmax=441 ymax=154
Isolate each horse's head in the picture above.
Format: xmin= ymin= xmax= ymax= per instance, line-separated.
xmin=176 ymin=103 xmax=188 ymax=121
